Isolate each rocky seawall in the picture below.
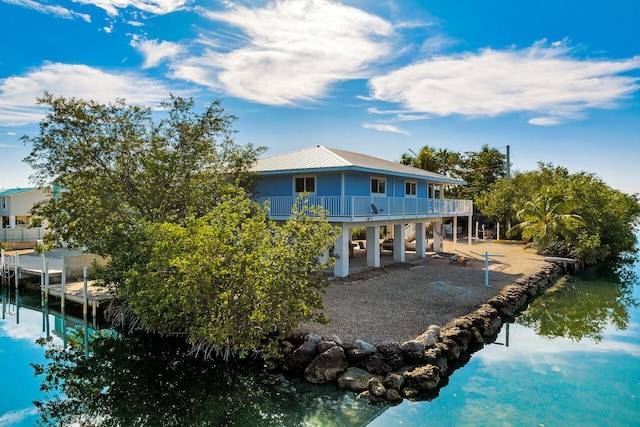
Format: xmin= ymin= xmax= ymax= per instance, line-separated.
xmin=273 ymin=262 xmax=564 ymax=403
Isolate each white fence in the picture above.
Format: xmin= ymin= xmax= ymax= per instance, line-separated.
xmin=0 ymin=227 xmax=46 ymax=242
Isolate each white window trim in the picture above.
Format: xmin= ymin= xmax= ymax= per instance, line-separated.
xmin=293 ymin=175 xmax=317 ymax=195
xmin=405 ymin=180 xmax=417 ymax=197
xmin=371 ymin=176 xmax=387 ymax=196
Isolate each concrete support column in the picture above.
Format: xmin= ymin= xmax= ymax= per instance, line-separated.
xmin=334 ymin=225 xmax=350 ymax=278
xmin=433 ymin=220 xmax=443 ymax=253
xmin=415 ymin=222 xmax=427 ymax=258
xmin=393 ymin=223 xmax=406 ymax=262
xmin=366 ymin=225 xmax=380 ymax=268
xmin=468 ymin=214 xmax=473 ymax=247
xmin=453 ymin=216 xmax=458 ymax=251
xmin=9 ymin=216 xmax=16 ymax=229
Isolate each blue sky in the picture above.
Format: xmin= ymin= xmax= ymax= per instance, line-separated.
xmin=1 ymin=0 xmax=639 ymax=194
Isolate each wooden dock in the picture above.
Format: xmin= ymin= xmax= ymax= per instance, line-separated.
xmin=2 ymin=250 xmax=114 ymax=316
xmin=43 ymin=278 xmax=114 ymax=318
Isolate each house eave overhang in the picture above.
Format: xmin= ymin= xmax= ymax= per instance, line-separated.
xmin=0 ymin=187 xmax=43 ymax=197
xmin=255 ymin=166 xmax=466 ymax=186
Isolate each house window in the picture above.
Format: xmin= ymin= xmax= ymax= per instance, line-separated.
xmin=405 ymin=181 xmax=417 ymax=196
xmin=0 ymin=197 xmax=5 ymax=209
xmin=294 ymin=176 xmax=315 ymax=193
xmin=371 ymin=177 xmax=386 ymax=195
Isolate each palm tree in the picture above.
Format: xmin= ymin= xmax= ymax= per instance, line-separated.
xmin=436 ymin=148 xmax=461 ymax=177
xmin=405 ymin=145 xmax=440 ymax=172
xmin=507 ymin=187 xmax=584 ymax=254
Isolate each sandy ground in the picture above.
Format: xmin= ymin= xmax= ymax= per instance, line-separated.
xmin=299 ymin=239 xmax=548 ymax=345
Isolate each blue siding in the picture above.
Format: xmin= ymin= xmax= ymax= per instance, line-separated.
xmin=418 ymin=181 xmax=427 ymax=198
xmin=257 ymin=171 xmax=438 ymax=200
xmin=344 ymin=173 xmax=370 ymax=196
xmin=317 ymin=173 xmax=341 ymax=196
xmin=256 ymin=175 xmax=291 ymax=197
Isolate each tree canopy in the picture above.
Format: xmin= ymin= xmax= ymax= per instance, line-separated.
xmin=401 ymin=144 xmax=505 ymax=200
xmin=23 ymin=92 xmax=264 ymax=255
xmin=401 ymin=145 xmax=639 ymax=263
xmin=477 ymin=163 xmax=640 ymax=263
xmin=24 ymin=93 xmax=338 ymax=358
xmin=110 ymin=192 xmax=337 ymax=359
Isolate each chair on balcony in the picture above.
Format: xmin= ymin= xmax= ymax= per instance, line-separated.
xmin=371 ymin=204 xmax=384 ymax=215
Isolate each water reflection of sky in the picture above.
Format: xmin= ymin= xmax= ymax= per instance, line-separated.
xmin=0 ymin=307 xmax=60 ymax=427
xmin=478 ymin=320 xmax=640 ymax=364
xmin=1 ymin=309 xmax=61 ymax=344
xmin=370 ymin=263 xmax=640 ymax=427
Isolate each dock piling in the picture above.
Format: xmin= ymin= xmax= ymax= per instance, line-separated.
xmin=14 ymin=251 xmax=19 ymax=288
xmin=83 ymin=267 xmax=89 ymax=358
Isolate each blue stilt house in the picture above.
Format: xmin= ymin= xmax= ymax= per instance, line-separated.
xmin=252 ymin=146 xmax=473 ymax=277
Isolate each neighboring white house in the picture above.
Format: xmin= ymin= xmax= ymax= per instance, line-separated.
xmin=251 ymin=146 xmax=474 ymax=277
xmin=0 ymin=187 xmax=47 ymax=228
xmin=0 ymin=187 xmax=48 ymax=245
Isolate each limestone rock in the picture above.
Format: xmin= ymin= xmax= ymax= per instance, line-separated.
xmin=354 ymin=339 xmax=377 ymax=353
xmin=349 ymin=339 xmax=377 ymax=360
xmin=483 ymin=316 xmax=503 ymax=337
xmin=416 ymin=329 xmax=438 ymax=348
xmin=399 ymin=339 xmax=424 ymax=353
xmin=368 ymin=377 xmax=386 ymax=397
xmin=427 ymin=324 xmax=441 ymax=337
xmin=423 ymin=347 xmax=448 ymax=375
xmin=402 ymin=364 xmax=441 ymax=392
xmin=337 ymin=367 xmax=379 ymax=391
xmin=316 ymin=340 xmax=337 ymax=354
xmin=383 ymin=372 xmax=404 ymax=390
xmin=286 ymin=338 xmax=320 ymax=372
xmin=402 ymin=387 xmax=419 ymax=399
xmin=385 ymin=388 xmax=403 ymax=404
xmin=325 ymin=334 xmax=344 ymax=346
xmin=377 ymin=343 xmax=404 ymax=370
xmin=304 ymin=346 xmax=349 ymax=384
xmin=442 ymin=326 xmax=472 ymax=352
xmin=359 ymin=353 xmax=392 ymax=376
xmin=437 ymin=338 xmax=460 ymax=361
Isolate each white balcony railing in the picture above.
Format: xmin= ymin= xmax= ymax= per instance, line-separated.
xmin=257 ymin=196 xmax=473 ymax=221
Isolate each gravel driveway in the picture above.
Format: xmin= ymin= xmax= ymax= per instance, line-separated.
xmin=300 ymin=240 xmax=548 ymax=345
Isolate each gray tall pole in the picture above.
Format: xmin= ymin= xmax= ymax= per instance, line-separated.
xmin=506 ymin=145 xmax=511 ymax=230
xmin=506 ymin=145 xmax=511 ymax=180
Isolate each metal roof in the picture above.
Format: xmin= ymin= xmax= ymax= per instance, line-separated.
xmin=252 ymin=146 xmax=466 ymax=185
xmin=0 ymin=187 xmax=41 ymax=197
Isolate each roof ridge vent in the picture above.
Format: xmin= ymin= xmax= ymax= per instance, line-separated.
xmin=319 ymin=146 xmax=353 ymax=166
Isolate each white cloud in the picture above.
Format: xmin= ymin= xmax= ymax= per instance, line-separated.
xmin=172 ymin=0 xmax=393 ymax=105
xmin=2 ymin=0 xmax=91 ymax=22
xmin=131 ymin=36 xmax=184 ymax=69
xmin=528 ymin=116 xmax=564 ymax=126
xmin=0 ymin=407 xmax=39 ymax=426
xmin=368 ymin=40 xmax=640 ymax=124
xmin=362 ymin=122 xmax=409 ymax=135
xmin=419 ymin=34 xmax=457 ymax=55
xmin=0 ymin=62 xmax=173 ymax=126
xmin=71 ymin=0 xmax=189 ymax=17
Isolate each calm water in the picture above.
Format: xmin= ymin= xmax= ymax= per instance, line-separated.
xmin=1 ymin=253 xmax=639 ymax=426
